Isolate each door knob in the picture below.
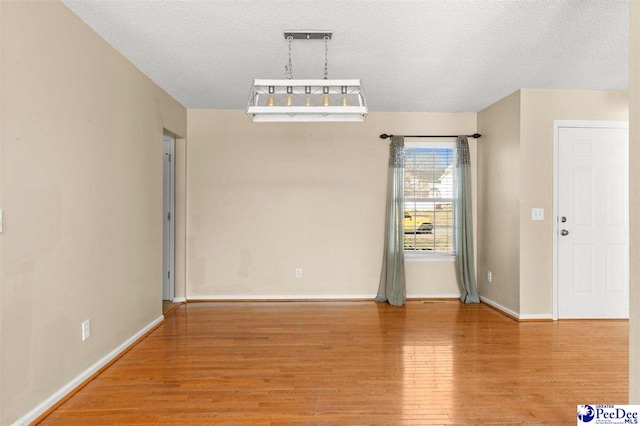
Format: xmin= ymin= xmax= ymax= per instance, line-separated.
xmin=560 ymin=229 xmax=569 ymax=236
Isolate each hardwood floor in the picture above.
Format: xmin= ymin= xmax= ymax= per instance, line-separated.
xmin=38 ymin=301 xmax=628 ymax=425
xmin=162 ymin=300 xmax=181 ymax=316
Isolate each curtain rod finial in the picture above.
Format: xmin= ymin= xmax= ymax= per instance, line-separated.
xmin=471 ymin=133 xmax=481 ymax=138
xmin=380 ymin=133 xmax=392 ymax=139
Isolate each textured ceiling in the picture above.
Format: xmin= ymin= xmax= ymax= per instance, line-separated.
xmin=60 ymin=0 xmax=628 ymax=112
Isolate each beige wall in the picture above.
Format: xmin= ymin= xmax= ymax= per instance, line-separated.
xmin=477 ymin=89 xmax=628 ymax=318
xmin=630 ymin=0 xmax=640 ymax=404
xmin=519 ymin=89 xmax=628 ymax=316
xmin=0 ymin=2 xmax=186 ymax=424
xmin=186 ymin=110 xmax=476 ymax=299
xmin=477 ymin=91 xmax=521 ymax=314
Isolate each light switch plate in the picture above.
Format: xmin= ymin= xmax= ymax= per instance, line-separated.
xmin=532 ymin=208 xmax=544 ymax=221
xmin=82 ymin=319 xmax=91 ymax=341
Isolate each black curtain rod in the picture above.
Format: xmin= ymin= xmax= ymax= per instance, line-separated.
xmin=379 ymin=133 xmax=481 ymax=139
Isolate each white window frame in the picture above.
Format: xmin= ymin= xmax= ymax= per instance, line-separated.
xmin=404 ymin=139 xmax=456 ymax=261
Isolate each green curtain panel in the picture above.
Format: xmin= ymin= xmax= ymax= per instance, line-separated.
xmin=376 ymin=136 xmax=407 ymax=306
xmin=455 ymin=136 xmax=480 ymax=303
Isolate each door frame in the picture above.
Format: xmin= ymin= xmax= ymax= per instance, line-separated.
xmin=163 ymin=134 xmax=176 ymax=301
xmin=552 ymin=120 xmax=629 ymax=320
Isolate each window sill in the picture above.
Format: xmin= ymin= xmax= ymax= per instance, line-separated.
xmin=404 ymin=253 xmax=455 ymax=262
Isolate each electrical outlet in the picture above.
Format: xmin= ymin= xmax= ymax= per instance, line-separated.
xmin=82 ymin=319 xmax=91 ymax=341
xmin=486 ymin=271 xmax=492 ymax=283
xmin=295 ymin=268 xmax=303 ymax=278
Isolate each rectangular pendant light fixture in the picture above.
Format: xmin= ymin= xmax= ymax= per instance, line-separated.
xmin=246 ymin=31 xmax=368 ymax=123
xmin=247 ymin=79 xmax=368 ymax=122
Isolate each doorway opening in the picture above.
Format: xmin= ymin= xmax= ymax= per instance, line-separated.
xmin=163 ymin=134 xmax=176 ymax=311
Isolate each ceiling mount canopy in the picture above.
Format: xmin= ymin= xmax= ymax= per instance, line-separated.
xmin=283 ymin=31 xmax=332 ymax=40
xmin=247 ymin=31 xmax=368 ymax=123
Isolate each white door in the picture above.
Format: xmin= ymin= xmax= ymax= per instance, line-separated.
xmin=162 ymin=135 xmax=175 ymax=301
xmin=557 ymin=126 xmax=628 ymax=319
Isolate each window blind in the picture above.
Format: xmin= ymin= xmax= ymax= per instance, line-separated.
xmin=404 ymin=143 xmax=455 ymax=254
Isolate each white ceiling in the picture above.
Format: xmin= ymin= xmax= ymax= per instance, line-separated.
xmin=60 ymin=0 xmax=628 ymax=113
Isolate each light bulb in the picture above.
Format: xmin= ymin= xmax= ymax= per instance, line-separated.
xmin=285 ymin=86 xmax=293 ymax=106
xmin=304 ymin=86 xmax=312 ymax=106
xmin=341 ymin=86 xmax=349 ymax=106
xmin=322 ymin=86 xmax=330 ymax=106
xmin=266 ymin=86 xmax=275 ymax=106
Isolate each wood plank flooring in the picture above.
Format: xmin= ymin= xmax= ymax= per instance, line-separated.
xmin=38 ymin=301 xmax=628 ymax=425
xmin=162 ymin=300 xmax=180 ymax=316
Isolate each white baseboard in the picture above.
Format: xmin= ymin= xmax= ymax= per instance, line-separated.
xmin=519 ymin=313 xmax=554 ymax=321
xmin=479 ymin=296 xmax=520 ymax=320
xmin=12 ymin=315 xmax=164 ymax=426
xmin=187 ymin=293 xmax=462 ymax=301
xmin=187 ymin=294 xmax=375 ymax=301
xmin=480 ymin=296 xmax=554 ymax=321
xmin=172 ymin=297 xmax=186 ymax=303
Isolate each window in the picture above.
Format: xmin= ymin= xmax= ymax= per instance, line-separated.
xmin=404 ymin=141 xmax=455 ymax=257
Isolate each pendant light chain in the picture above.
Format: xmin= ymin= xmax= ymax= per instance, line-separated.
xmin=285 ymin=34 xmax=329 ymax=80
xmin=285 ymin=35 xmax=293 ymax=79
xmin=323 ymin=35 xmax=329 ymax=79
